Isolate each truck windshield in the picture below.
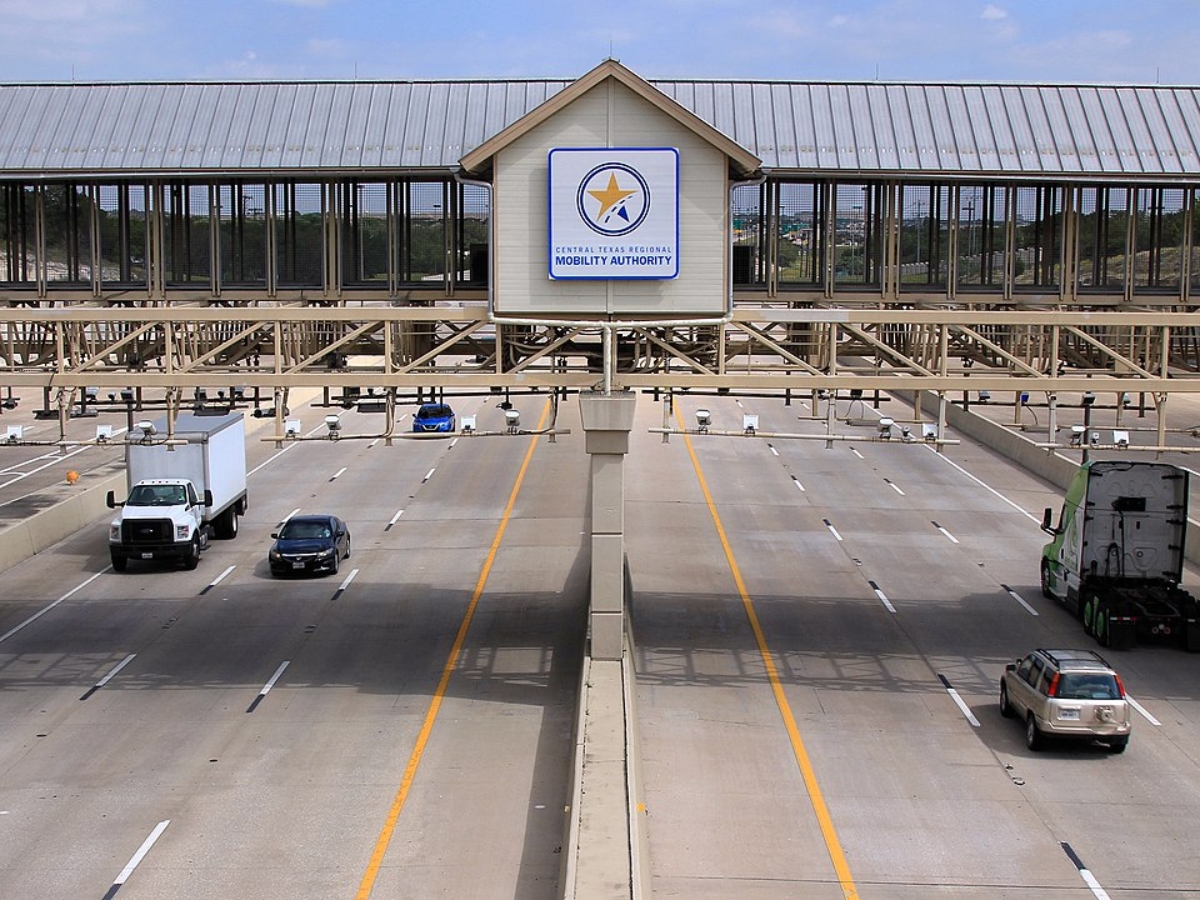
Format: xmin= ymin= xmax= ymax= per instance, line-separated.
xmin=128 ymin=484 xmax=187 ymax=506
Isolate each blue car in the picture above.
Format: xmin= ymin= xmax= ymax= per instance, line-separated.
xmin=413 ymin=402 xmax=456 ymax=433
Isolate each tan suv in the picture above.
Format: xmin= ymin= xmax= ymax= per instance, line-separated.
xmin=999 ymin=649 xmax=1131 ymax=753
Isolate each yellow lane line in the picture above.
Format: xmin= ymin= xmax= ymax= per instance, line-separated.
xmin=677 ymin=410 xmax=860 ymax=900
xmin=355 ymin=401 xmax=550 ymax=900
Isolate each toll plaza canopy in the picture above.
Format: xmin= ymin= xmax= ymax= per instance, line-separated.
xmin=0 ymin=60 xmax=1195 ymax=180
xmin=2 ymin=60 xmax=1200 ymax=409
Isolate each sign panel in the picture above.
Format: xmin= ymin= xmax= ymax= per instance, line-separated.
xmin=548 ymin=148 xmax=679 ymax=280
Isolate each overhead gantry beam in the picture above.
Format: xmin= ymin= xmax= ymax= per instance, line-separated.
xmin=0 ymin=305 xmax=1198 ymax=395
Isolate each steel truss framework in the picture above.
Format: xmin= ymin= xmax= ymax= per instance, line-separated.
xmin=1 ymin=304 xmax=1197 ymax=394
xmin=2 ymin=175 xmax=1200 ymax=427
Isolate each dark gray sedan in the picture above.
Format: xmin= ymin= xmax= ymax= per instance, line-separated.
xmin=269 ymin=514 xmax=351 ymax=576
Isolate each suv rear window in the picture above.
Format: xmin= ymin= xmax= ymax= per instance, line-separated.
xmin=1056 ymin=673 xmax=1121 ymax=700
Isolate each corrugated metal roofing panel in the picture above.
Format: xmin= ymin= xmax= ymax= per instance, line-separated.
xmin=1041 ymin=88 xmax=1079 ymax=173
xmin=1117 ymin=89 xmax=1156 ymax=174
xmin=1140 ymin=88 xmax=1183 ymax=175
xmin=899 ymin=86 xmax=937 ymax=173
xmin=806 ymin=84 xmax=834 ymax=170
xmin=767 ymin=84 xmax=798 ymax=169
xmin=728 ymin=82 xmax=758 ymax=155
xmin=920 ymin=86 xmax=955 ymax=172
xmin=826 ymin=84 xmax=854 ymax=170
xmin=789 ymin=85 xmax=819 ymax=170
xmin=1177 ymin=89 xmax=1200 ymax=167
xmin=845 ymin=85 xmax=877 ymax=170
xmin=941 ymin=88 xmax=978 ymax=172
xmin=883 ymin=85 xmax=917 ymax=173
xmin=865 ymin=84 xmax=898 ymax=172
xmin=0 ymin=78 xmax=1196 ymax=179
xmin=1076 ymin=88 xmax=1119 ymax=174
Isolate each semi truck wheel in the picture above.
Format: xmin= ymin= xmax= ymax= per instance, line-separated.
xmin=1082 ymin=593 xmax=1097 ymax=636
xmin=1040 ymin=561 xmax=1053 ymax=599
xmin=1094 ymin=603 xmax=1110 ymax=647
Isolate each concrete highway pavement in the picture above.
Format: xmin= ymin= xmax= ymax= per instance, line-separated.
xmin=1 ymin=390 xmax=1199 ymax=898
xmin=629 ymin=393 xmax=1200 ymax=899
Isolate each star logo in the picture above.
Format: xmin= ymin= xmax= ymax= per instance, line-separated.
xmin=587 ymin=173 xmax=638 ymax=225
xmin=576 ymin=163 xmax=650 ymax=236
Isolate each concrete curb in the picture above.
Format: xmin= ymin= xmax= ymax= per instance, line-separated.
xmin=560 ymin=563 xmax=648 ymax=900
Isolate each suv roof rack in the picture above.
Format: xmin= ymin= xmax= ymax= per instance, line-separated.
xmin=1038 ymin=648 xmax=1111 ymax=668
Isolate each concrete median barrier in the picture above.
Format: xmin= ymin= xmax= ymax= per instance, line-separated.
xmin=0 ymin=392 xmax=324 ymax=575
xmin=0 ymin=467 xmax=124 ymax=572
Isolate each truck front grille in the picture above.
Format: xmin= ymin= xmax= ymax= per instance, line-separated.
xmin=122 ymin=519 xmax=174 ymax=545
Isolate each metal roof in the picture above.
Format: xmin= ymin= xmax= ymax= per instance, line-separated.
xmin=0 ymin=78 xmax=1196 ymax=180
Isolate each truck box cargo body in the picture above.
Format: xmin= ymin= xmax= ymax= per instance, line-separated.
xmin=1041 ymin=460 xmax=1200 ymax=650
xmin=107 ymin=413 xmax=248 ymax=571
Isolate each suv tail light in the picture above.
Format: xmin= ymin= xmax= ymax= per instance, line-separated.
xmin=1046 ymin=672 xmax=1061 ymax=697
xmin=1114 ymin=673 xmax=1126 ymax=699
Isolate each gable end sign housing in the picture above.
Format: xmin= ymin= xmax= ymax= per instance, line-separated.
xmin=548 ymin=148 xmax=679 ymax=280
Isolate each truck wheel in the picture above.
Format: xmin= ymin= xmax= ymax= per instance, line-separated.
xmin=1026 ymin=715 xmax=1044 ymax=751
xmin=1109 ymin=736 xmax=1129 ymax=754
xmin=1040 ymin=561 xmax=1053 ymax=599
xmin=1082 ymin=594 xmax=1097 ymax=636
xmin=110 ymin=553 xmax=127 ymax=572
xmin=1094 ymin=603 xmax=1110 ymax=648
xmin=182 ymin=536 xmax=200 ymax=570
xmin=214 ymin=507 xmax=238 ymax=540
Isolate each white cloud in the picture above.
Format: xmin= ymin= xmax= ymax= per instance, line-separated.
xmin=746 ymin=10 xmax=812 ymax=40
xmin=981 ymin=4 xmax=1007 ymax=21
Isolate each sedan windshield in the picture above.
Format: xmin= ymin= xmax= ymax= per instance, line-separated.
xmin=280 ymin=521 xmax=332 ymax=540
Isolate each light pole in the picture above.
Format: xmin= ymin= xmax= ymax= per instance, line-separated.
xmin=851 ymin=202 xmax=864 ymax=279
xmin=961 ymin=198 xmax=976 ymax=280
xmin=915 ymin=198 xmax=924 ymax=270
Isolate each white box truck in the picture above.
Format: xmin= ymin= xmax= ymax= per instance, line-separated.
xmin=1040 ymin=459 xmax=1200 ymax=650
xmin=107 ymin=413 xmax=248 ymax=571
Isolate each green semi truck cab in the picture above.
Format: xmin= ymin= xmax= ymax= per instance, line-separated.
xmin=1040 ymin=460 xmax=1200 ymax=650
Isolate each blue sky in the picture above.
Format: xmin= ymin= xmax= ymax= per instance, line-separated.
xmin=0 ymin=0 xmax=1196 ymax=84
